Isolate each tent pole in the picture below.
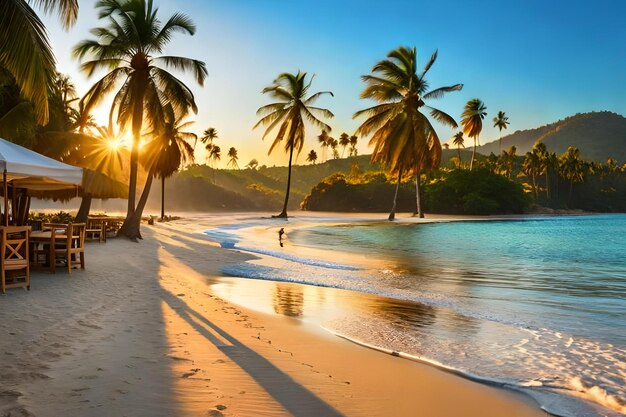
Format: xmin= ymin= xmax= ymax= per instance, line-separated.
xmin=11 ymin=184 xmax=16 ymax=225
xmin=3 ymin=170 xmax=7 ymax=226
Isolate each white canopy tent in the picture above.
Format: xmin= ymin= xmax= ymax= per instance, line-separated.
xmin=0 ymin=137 xmax=84 ymax=225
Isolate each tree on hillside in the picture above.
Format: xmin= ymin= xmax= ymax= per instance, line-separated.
xmin=208 ymin=145 xmax=221 ymax=183
xmin=306 ymin=149 xmax=318 ymax=165
xmin=227 ymin=147 xmax=239 ymax=169
xmin=201 ymin=127 xmax=218 ymax=149
xmin=493 ymin=110 xmax=510 ymax=153
xmin=499 ymin=145 xmax=517 ymax=179
xmin=533 ymin=142 xmax=551 ymax=199
xmin=317 ymin=130 xmax=329 ymax=162
xmin=452 ymin=131 xmax=464 ymax=167
xmin=329 ymin=137 xmax=339 ymax=159
xmin=75 ymin=0 xmax=207 ymax=240
xmin=349 ymin=135 xmax=358 ymax=157
xmin=559 ymin=146 xmax=586 ymax=205
xmin=354 ymin=46 xmax=462 ymax=220
xmin=254 ymin=71 xmax=333 ymax=218
xmin=339 ymin=133 xmax=350 ymax=157
xmin=461 ymin=98 xmax=487 ymax=171
xmin=1 ymin=0 xmax=78 ymax=124
xmin=522 ymin=147 xmax=542 ymax=199
xmin=246 ymin=159 xmax=259 ymax=170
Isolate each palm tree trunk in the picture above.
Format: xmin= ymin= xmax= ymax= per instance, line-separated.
xmin=160 ymin=176 xmax=165 ymax=220
xmin=121 ymin=171 xmax=155 ymax=241
xmin=470 ymin=136 xmax=477 ymax=171
xmin=276 ymin=141 xmax=295 ymax=218
xmin=457 ymin=146 xmax=462 ymax=168
xmin=75 ymin=193 xmax=92 ymax=223
xmin=499 ymin=132 xmax=502 ymax=153
xmin=119 ymin=79 xmax=145 ymax=239
xmin=533 ymin=174 xmax=537 ymax=199
xmin=388 ymin=168 xmax=403 ymax=221
xmin=414 ymin=170 xmax=423 ymax=218
xmin=545 ymin=170 xmax=550 ymax=200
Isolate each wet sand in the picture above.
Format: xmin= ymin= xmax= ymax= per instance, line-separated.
xmin=0 ymin=215 xmax=549 ymax=417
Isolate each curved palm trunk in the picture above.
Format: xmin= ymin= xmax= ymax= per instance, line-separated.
xmin=75 ymin=193 xmax=93 ymax=223
xmin=276 ymin=142 xmax=295 ymax=218
xmin=388 ymin=168 xmax=403 ymax=221
xmin=119 ymin=76 xmax=146 ymax=239
xmin=160 ymin=176 xmax=165 ymax=220
xmin=121 ymin=171 xmax=155 ymax=241
xmin=414 ymin=170 xmax=424 ymax=218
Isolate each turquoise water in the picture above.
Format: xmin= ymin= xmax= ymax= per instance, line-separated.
xmin=205 ymin=214 xmax=626 ymax=416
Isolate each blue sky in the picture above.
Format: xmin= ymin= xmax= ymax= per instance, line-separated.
xmin=44 ymin=0 xmax=626 ymax=167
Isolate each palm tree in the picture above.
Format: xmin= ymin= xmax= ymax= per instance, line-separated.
xmin=461 ymin=98 xmax=487 ymax=171
xmin=317 ymin=130 xmax=329 ymax=162
xmin=227 ymin=147 xmax=239 ymax=169
xmin=349 ymin=135 xmax=358 ymax=157
xmin=522 ymin=149 xmax=542 ymax=199
xmin=246 ymin=159 xmax=259 ymax=170
xmin=254 ymin=71 xmax=333 ymax=218
xmin=0 ymin=0 xmax=78 ymax=124
xmin=74 ymin=0 xmax=207 ymax=240
xmin=329 ymin=137 xmax=339 ymax=159
xmin=201 ymin=127 xmax=217 ymax=149
xmin=492 ymin=111 xmax=510 ymax=153
xmin=208 ymin=145 xmax=221 ymax=183
xmin=499 ymin=145 xmax=517 ymax=178
xmin=558 ymin=146 xmax=585 ymax=205
xmin=339 ymin=133 xmax=350 ymax=157
xmin=353 ymin=46 xmax=463 ymax=220
xmin=306 ymin=149 xmax=318 ymax=165
xmin=452 ymin=131 xmax=464 ymax=168
xmin=142 ymin=105 xmax=196 ymax=220
xmin=533 ymin=142 xmax=551 ymax=199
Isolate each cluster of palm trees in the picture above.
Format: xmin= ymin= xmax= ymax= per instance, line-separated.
xmin=254 ymin=46 xmax=464 ymax=219
xmin=312 ymin=131 xmax=359 ymax=163
xmin=2 ymin=0 xmax=208 ymax=239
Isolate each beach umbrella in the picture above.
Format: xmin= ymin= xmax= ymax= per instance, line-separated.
xmin=0 ymin=137 xmax=83 ymax=225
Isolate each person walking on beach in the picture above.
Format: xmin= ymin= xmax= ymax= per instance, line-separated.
xmin=278 ymin=227 xmax=285 ymax=247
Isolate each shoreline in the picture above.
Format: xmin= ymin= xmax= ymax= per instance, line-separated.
xmin=0 ymin=216 xmax=552 ymax=417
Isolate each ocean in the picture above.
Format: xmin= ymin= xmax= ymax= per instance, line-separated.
xmin=204 ymin=213 xmax=626 ymax=417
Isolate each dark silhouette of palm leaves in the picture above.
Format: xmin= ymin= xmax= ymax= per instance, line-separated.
xmin=0 ymin=0 xmax=79 ymax=124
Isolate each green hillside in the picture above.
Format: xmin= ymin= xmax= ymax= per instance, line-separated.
xmin=477 ymin=111 xmax=626 ymax=161
xmin=147 ymin=149 xmax=472 ymax=212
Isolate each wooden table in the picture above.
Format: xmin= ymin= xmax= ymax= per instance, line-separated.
xmin=31 ymin=230 xmax=67 ymax=273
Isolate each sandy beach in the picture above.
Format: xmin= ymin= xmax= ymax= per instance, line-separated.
xmin=0 ymin=215 xmax=549 ymax=417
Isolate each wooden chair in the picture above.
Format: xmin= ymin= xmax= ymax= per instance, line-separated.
xmin=52 ymin=223 xmax=86 ymax=274
xmin=86 ymin=218 xmax=106 ymax=243
xmin=0 ymin=226 xmax=31 ymax=293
